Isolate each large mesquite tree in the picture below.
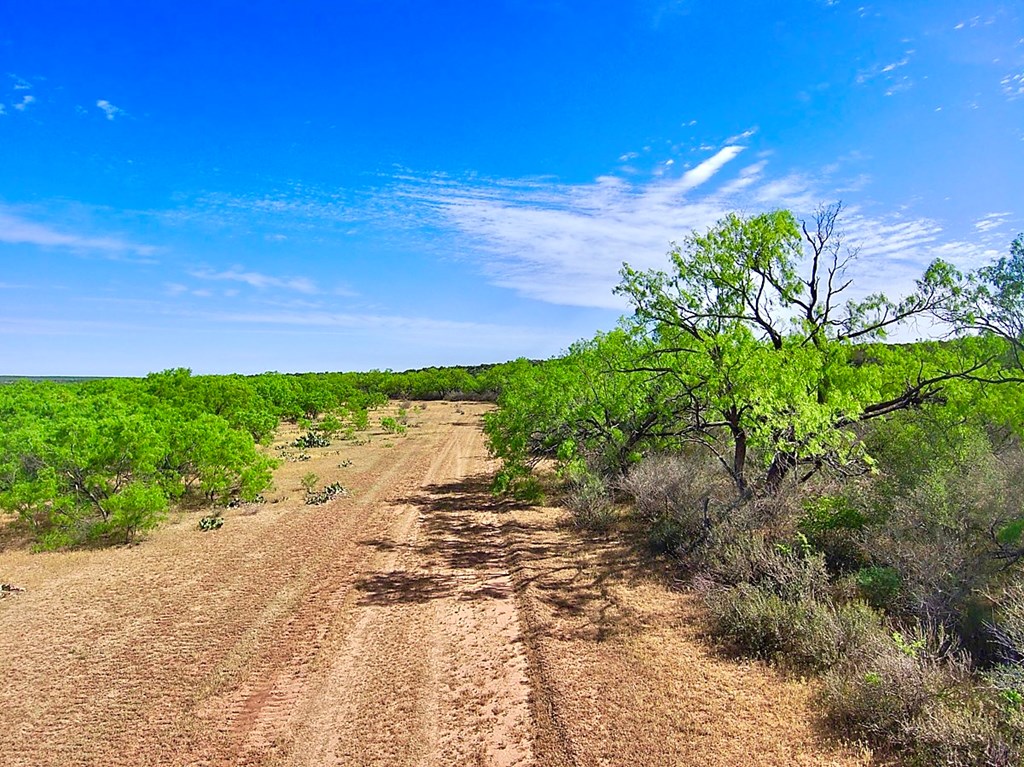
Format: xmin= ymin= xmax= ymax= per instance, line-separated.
xmin=613 ymin=205 xmax=1013 ymax=496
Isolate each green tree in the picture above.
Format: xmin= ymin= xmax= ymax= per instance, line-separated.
xmin=614 ymin=205 xmax=999 ymax=496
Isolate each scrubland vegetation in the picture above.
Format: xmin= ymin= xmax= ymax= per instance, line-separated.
xmin=0 ymin=366 xmax=505 ymax=550
xmin=486 ymin=206 xmax=1024 ymax=765
xmin=6 ymin=203 xmax=1024 ymax=764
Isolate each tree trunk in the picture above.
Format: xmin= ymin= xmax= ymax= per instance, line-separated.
xmin=731 ymin=420 xmax=748 ymax=497
xmin=764 ymin=450 xmax=797 ymax=495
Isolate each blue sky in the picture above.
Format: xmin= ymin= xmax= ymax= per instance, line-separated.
xmin=1 ymin=1 xmax=1021 ymax=375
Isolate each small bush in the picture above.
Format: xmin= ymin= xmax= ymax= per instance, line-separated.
xmin=316 ymin=413 xmax=344 ymax=437
xmin=619 ymin=453 xmax=728 ymax=553
xmin=380 ymin=417 xmax=407 ymax=435
xmin=492 ymin=464 xmax=544 ymax=504
xmin=705 ymin=584 xmax=881 ymax=672
xmin=699 ymin=531 xmax=831 ymax=602
xmin=565 ymin=471 xmax=616 ymax=531
xmin=199 ymin=513 xmax=224 ymax=531
xmin=821 ymin=627 xmax=1021 ymax=766
xmin=300 ymin=472 xmax=319 ymax=494
xmin=856 ymin=566 xmax=902 ymax=610
xmin=798 ymin=493 xmax=868 ymax=572
xmin=305 ymin=481 xmax=347 ymax=505
xmin=293 ymin=432 xmax=330 ymax=448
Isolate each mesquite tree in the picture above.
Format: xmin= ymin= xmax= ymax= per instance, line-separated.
xmin=614 ymin=205 xmax=1009 ymax=496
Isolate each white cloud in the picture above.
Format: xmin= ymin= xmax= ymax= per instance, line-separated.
xmin=725 ymin=126 xmax=759 ymax=143
xmin=174 ymin=306 xmax=547 ymax=349
xmin=676 ymin=146 xmax=745 ymax=191
xmin=189 ymin=267 xmax=318 ymax=294
xmin=974 ymin=212 xmax=1012 ymax=233
xmin=0 ymin=209 xmax=158 ymax=259
xmin=1002 ymin=72 xmax=1024 ymax=100
xmin=388 ymin=154 xmax=1010 ymax=311
xmin=0 ymin=104 xmax=5 ymax=116
xmin=856 ymin=52 xmax=914 ymax=94
xmin=14 ymin=94 xmax=35 ymax=111
xmin=96 ymin=99 xmax=127 ymax=120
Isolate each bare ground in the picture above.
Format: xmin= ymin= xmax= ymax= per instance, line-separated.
xmin=0 ymin=403 xmax=874 ymax=766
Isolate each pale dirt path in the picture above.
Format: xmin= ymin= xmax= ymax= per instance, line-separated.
xmin=0 ymin=402 xmax=875 ymax=767
xmin=0 ymin=402 xmax=531 ymax=767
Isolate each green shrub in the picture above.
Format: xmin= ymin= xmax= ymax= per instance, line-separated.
xmin=316 ymin=413 xmax=344 ymax=437
xmin=492 ymin=464 xmax=544 ymax=504
xmin=565 ymin=470 xmax=615 ymax=531
xmin=798 ymin=493 xmax=868 ymax=572
xmin=856 ymin=566 xmax=902 ymax=610
xmin=102 ymin=482 xmax=168 ymax=544
xmin=300 ymin=472 xmax=319 ymax=494
xmin=821 ymin=627 xmax=1021 ymax=766
xmin=705 ymin=584 xmax=881 ymax=672
xmin=293 ymin=431 xmax=330 ymax=448
xmin=198 ymin=513 xmax=224 ymax=531
xmin=700 ymin=531 xmax=831 ymax=601
xmin=380 ymin=417 xmax=406 ymax=435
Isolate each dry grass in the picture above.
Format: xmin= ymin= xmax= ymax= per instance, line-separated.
xmin=503 ymin=502 xmax=878 ymax=766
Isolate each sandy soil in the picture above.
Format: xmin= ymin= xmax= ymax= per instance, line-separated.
xmin=0 ymin=402 xmax=874 ymax=766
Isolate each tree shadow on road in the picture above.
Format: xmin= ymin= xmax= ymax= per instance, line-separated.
xmin=350 ymin=470 xmax=658 ymax=644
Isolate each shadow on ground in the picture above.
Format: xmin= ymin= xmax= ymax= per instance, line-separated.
xmin=351 ymin=471 xmax=658 ymax=644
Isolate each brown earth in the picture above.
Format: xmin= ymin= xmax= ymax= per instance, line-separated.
xmin=0 ymin=402 xmax=875 ymax=766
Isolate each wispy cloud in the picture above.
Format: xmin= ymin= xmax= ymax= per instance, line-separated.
xmin=1002 ymin=72 xmax=1024 ymax=100
xmin=182 ymin=307 xmax=547 ymax=348
xmin=975 ymin=212 xmax=1012 ymax=233
xmin=96 ymin=99 xmax=127 ymax=120
xmin=0 ymin=209 xmax=158 ymax=259
xmin=387 ymin=151 xmax=1009 ymax=311
xmin=189 ymin=267 xmax=318 ymax=294
xmin=856 ymin=51 xmax=915 ymax=96
xmin=14 ymin=94 xmax=35 ymax=111
xmin=725 ymin=126 xmax=759 ymax=144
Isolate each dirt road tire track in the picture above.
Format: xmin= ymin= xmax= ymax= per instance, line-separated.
xmin=0 ymin=403 xmax=534 ymax=767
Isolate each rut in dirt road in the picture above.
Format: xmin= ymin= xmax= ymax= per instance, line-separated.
xmin=275 ymin=426 xmax=535 ymax=767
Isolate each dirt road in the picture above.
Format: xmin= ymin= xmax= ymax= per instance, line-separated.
xmin=0 ymin=403 xmax=872 ymax=766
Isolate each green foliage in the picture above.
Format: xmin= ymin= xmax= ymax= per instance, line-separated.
xmin=0 ymin=363 xmax=501 ymax=550
xmin=706 ymin=584 xmax=881 ymax=672
xmin=300 ymin=472 xmax=319 ymax=494
xmin=0 ymin=374 xmax=276 ymax=548
xmin=856 ymin=567 xmax=901 ymax=610
xmin=491 ymin=463 xmax=544 ymax=504
xmin=316 ymin=413 xmax=344 ymax=437
xmin=380 ymin=416 xmax=407 ymax=435
xmin=821 ymin=627 xmax=1022 ymax=767
xmin=198 ymin=513 xmax=224 ymax=531
xmin=293 ymin=431 xmax=330 ymax=448
xmin=304 ymin=481 xmax=347 ymax=505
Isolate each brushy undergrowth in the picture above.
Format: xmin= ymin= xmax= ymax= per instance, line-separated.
xmin=614 ymin=425 xmax=1024 ymax=766
xmin=820 ymin=626 xmax=1024 ymax=767
xmin=564 ymin=469 xmax=616 ymax=531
